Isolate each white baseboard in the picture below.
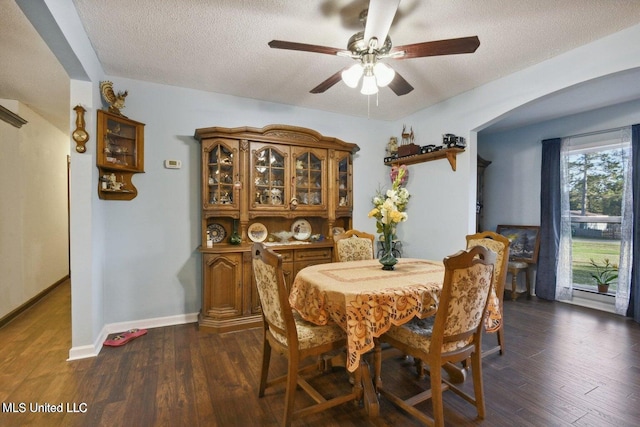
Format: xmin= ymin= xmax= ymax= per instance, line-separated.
xmin=67 ymin=312 xmax=199 ymax=361
xmin=67 ymin=343 xmax=102 ymax=361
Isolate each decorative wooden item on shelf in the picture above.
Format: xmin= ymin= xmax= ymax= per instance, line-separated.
xmin=96 ymin=109 xmax=145 ymax=200
xmin=72 ymin=105 xmax=89 ymax=153
xmin=397 ymin=125 xmax=420 ymax=157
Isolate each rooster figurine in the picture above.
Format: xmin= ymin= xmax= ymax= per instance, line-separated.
xmin=100 ymin=81 xmax=128 ymax=116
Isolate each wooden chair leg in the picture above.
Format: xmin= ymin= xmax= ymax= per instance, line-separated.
xmin=283 ymin=357 xmax=298 ymax=427
xmin=373 ymin=339 xmax=382 ymax=391
xmin=497 ymin=326 xmax=505 ymax=355
xmin=414 ymin=357 xmax=425 ymax=379
xmin=352 ymin=363 xmax=364 ymax=403
xmin=511 ymin=271 xmax=518 ymax=300
xmin=430 ymin=365 xmax=445 ymax=427
xmin=471 ymin=351 xmax=486 ymax=419
xmin=258 ymin=339 xmax=271 ymax=397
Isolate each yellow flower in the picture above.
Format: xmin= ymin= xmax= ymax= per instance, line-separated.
xmin=371 ymin=164 xmax=410 ymax=236
xmin=389 ymin=210 xmax=405 ymax=223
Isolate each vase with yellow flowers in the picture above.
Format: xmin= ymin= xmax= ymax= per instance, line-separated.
xmin=369 ymin=165 xmax=410 ymax=270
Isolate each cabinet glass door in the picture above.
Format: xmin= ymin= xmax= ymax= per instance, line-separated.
xmin=293 ymin=149 xmax=326 ymax=210
xmin=251 ymin=145 xmax=287 ymax=208
xmin=103 ymin=118 xmax=138 ymax=169
xmin=204 ymin=141 xmax=237 ymax=209
xmin=336 ymin=154 xmax=352 ymax=210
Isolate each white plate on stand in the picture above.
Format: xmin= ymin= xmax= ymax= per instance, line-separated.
xmin=248 ymin=223 xmax=268 ymax=242
xmin=291 ymin=219 xmax=312 ymax=241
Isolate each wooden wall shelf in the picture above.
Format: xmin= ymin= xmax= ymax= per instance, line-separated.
xmin=384 ymin=148 xmax=464 ymax=171
xmin=96 ymin=110 xmax=145 ymax=200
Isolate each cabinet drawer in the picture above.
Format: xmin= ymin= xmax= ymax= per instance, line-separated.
xmin=276 ymin=250 xmax=294 ymax=262
xmin=294 ymin=259 xmax=330 ymax=277
xmin=294 ymin=248 xmax=332 ymax=262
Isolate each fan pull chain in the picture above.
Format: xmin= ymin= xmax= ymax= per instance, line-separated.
xmin=365 ymin=92 xmax=381 ymax=119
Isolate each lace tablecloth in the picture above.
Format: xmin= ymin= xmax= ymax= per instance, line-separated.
xmin=289 ymin=258 xmax=501 ymax=372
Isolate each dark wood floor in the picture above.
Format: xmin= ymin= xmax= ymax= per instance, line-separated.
xmin=1 ymin=280 xmax=639 ymax=426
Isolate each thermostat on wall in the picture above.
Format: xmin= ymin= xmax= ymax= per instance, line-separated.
xmin=164 ymin=159 xmax=182 ymax=169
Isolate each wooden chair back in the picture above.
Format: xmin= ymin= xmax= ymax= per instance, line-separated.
xmin=333 ymin=229 xmax=375 ymax=262
xmin=432 ymin=246 xmax=496 ymax=359
xmin=251 ymin=242 xmax=359 ymax=426
xmin=466 ymin=231 xmax=510 ymax=356
xmin=466 ymin=231 xmax=510 ymax=301
xmin=251 ymin=242 xmax=296 ymax=347
xmin=376 ymin=246 xmax=496 ymax=426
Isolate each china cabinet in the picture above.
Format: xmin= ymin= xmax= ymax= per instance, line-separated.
xmin=96 ymin=110 xmax=145 ymax=200
xmin=194 ymin=125 xmax=359 ymax=333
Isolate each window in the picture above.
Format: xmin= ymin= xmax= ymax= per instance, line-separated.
xmin=567 ymin=145 xmax=625 ymax=292
xmin=557 ymin=128 xmax=633 ymax=314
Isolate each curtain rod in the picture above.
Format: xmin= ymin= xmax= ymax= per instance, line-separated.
xmin=562 ymin=125 xmax=629 ymax=141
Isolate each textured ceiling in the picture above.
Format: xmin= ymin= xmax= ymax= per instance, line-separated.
xmin=2 ymin=1 xmax=640 ymax=133
xmin=0 ymin=0 xmax=69 ymax=131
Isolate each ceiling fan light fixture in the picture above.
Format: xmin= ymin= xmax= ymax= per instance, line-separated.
xmin=269 ymin=3 xmax=479 ymax=98
xmin=342 ymin=63 xmax=363 ymax=88
xmin=373 ymin=62 xmax=395 ymax=87
xmin=360 ymin=74 xmax=379 ymax=95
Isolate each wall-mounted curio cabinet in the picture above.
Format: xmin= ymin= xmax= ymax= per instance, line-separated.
xmin=96 ymin=110 xmax=145 ymax=200
xmin=194 ymin=124 xmax=359 ymax=333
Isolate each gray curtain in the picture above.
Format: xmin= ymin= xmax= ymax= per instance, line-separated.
xmin=627 ymin=125 xmax=640 ymax=322
xmin=535 ymin=138 xmax=561 ymax=300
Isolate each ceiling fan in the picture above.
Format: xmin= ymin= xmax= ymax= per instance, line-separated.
xmin=268 ymin=0 xmax=480 ymax=96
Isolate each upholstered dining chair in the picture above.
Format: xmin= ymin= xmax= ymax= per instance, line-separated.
xmin=375 ymin=246 xmax=496 ymax=427
xmin=333 ymin=229 xmax=375 ymax=262
xmin=251 ymin=243 xmax=360 ymax=427
xmin=466 ymin=231 xmax=510 ymax=357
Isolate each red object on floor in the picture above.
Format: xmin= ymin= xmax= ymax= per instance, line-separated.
xmin=103 ymin=328 xmax=147 ymax=347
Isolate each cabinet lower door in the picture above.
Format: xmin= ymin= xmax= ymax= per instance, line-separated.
xmin=202 ymin=253 xmax=243 ymax=320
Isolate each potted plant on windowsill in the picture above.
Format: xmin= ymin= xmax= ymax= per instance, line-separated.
xmin=589 ymin=258 xmax=618 ymax=293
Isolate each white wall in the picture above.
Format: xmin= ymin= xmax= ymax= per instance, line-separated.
xmin=98 ymin=78 xmax=393 ymax=323
xmin=25 ymin=3 xmax=640 ymax=354
xmin=68 ymin=79 xmax=106 ymax=356
xmin=387 ymin=23 xmax=640 ymax=262
xmin=29 ymin=0 xmax=109 ymax=355
xmin=478 ymin=97 xmax=640 ymax=232
xmin=0 ymin=100 xmax=69 ymax=319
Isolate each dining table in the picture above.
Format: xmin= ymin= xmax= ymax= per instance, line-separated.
xmin=288 ymin=257 xmax=502 ymax=416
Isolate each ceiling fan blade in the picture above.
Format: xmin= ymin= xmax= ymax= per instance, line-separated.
xmin=391 ymin=36 xmax=480 ymax=59
xmin=363 ymin=0 xmax=401 ymax=49
xmin=310 ymin=69 xmax=346 ymax=94
xmin=268 ymin=40 xmax=349 ymax=56
xmin=388 ymin=71 xmax=414 ymax=96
